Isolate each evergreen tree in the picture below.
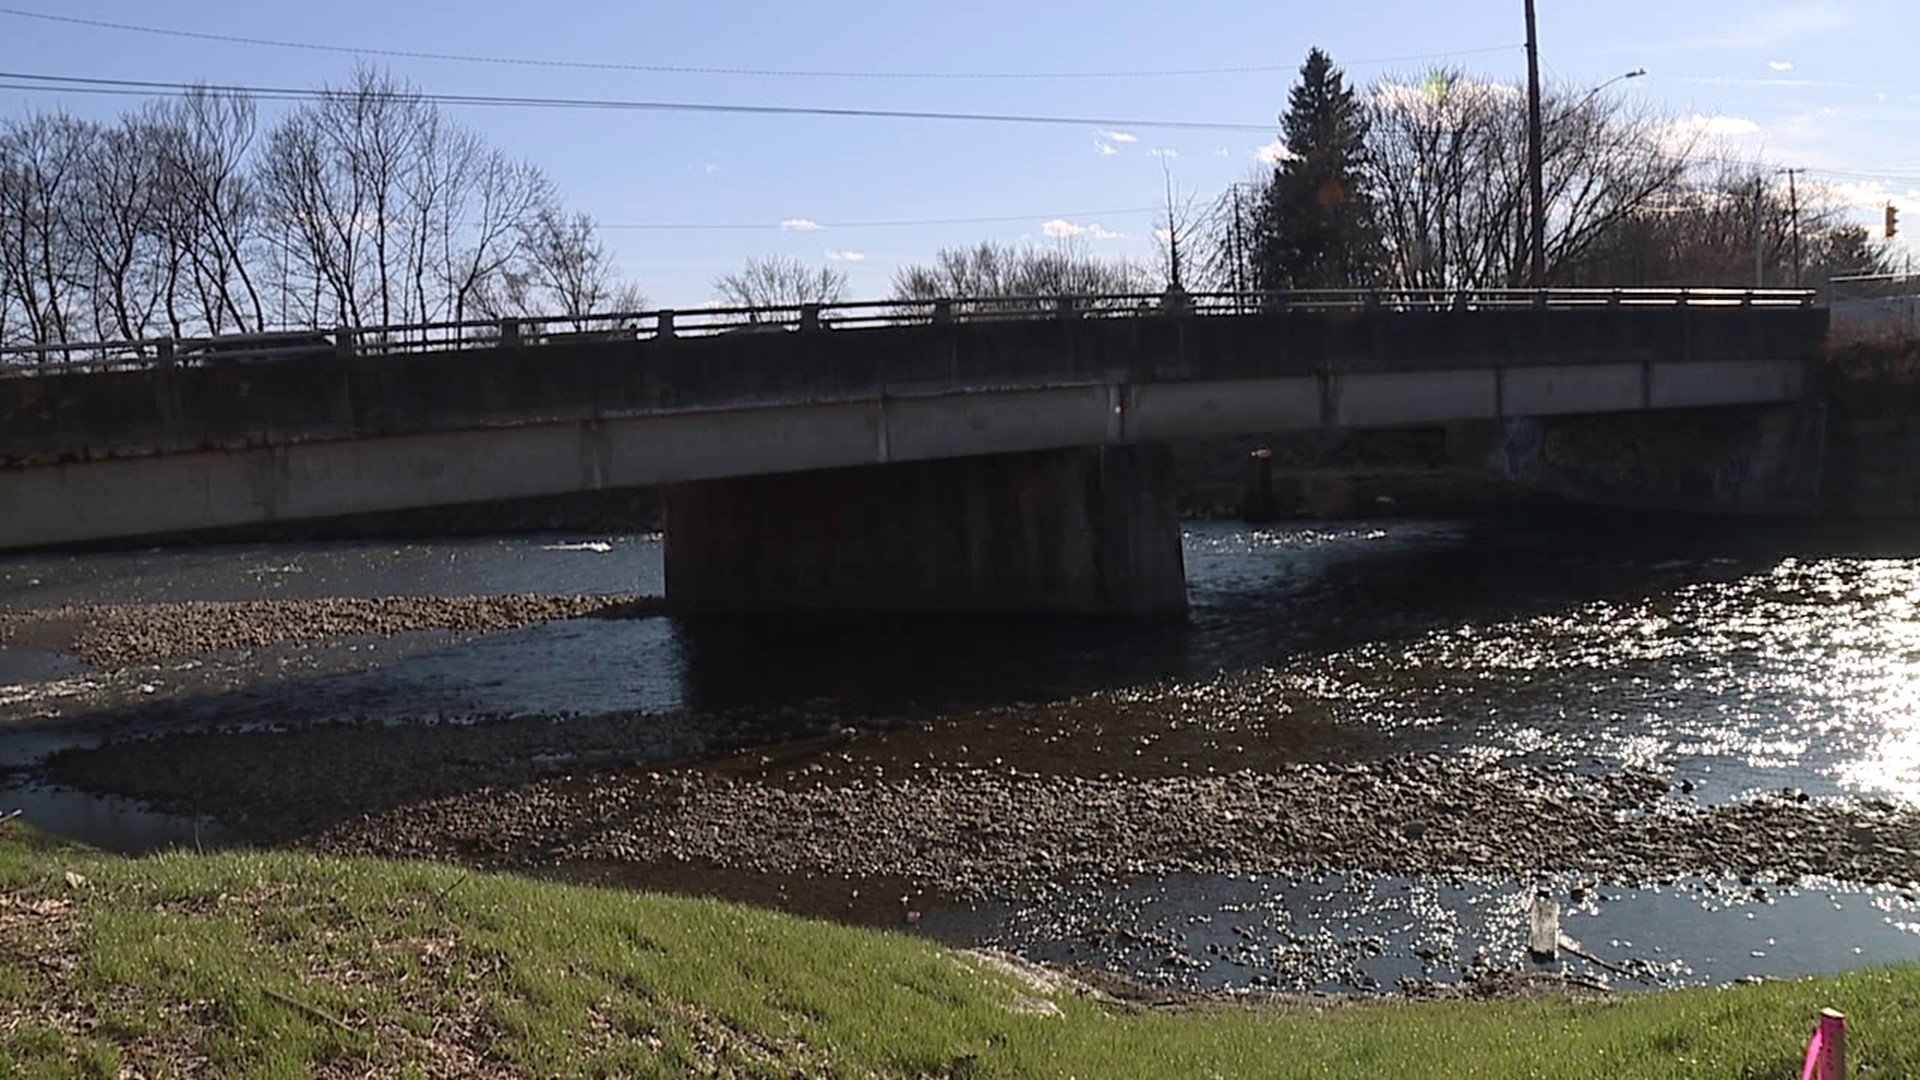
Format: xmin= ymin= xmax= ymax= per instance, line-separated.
xmin=1255 ymin=49 xmax=1381 ymax=290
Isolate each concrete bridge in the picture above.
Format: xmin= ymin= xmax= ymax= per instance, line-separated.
xmin=0 ymin=289 xmax=1827 ymax=613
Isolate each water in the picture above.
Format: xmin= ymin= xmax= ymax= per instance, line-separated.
xmin=927 ymin=874 xmax=1920 ymax=993
xmin=4 ymin=516 xmax=1920 ymax=991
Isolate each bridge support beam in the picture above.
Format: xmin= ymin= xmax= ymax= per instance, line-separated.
xmin=663 ymin=446 xmax=1187 ymax=614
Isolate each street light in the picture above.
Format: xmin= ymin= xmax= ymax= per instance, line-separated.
xmin=1524 ymin=0 xmax=1643 ymax=286
xmin=1579 ymin=68 xmax=1648 ymax=109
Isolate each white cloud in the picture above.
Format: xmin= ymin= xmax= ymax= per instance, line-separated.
xmin=1769 ymin=59 xmax=1795 ymax=71
xmin=1094 ymin=141 xmax=1118 ymax=156
xmin=1370 ymin=76 xmax=1524 ymax=124
xmin=1042 ymin=219 xmax=1123 ymax=241
xmin=704 ymin=162 xmax=722 ymax=175
xmin=1216 ymin=147 xmax=1232 ymax=158
xmin=1101 ymin=130 xmax=1139 ymax=144
xmin=1814 ymin=179 xmax=1920 ymax=216
xmin=779 ymin=218 xmax=823 ymax=231
xmin=1256 ymin=139 xmax=1296 ymax=164
xmin=824 ymin=249 xmax=866 ymax=263
xmin=1662 ymin=113 xmax=1764 ymax=153
xmin=1689 ymin=114 xmax=1763 ymax=138
xmin=1148 ymin=147 xmax=1178 ymax=159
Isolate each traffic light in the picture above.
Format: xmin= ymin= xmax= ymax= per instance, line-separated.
xmin=1887 ymin=203 xmax=1901 ymax=240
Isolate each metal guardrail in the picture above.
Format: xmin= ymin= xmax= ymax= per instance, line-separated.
xmin=0 ymin=287 xmax=1820 ymax=377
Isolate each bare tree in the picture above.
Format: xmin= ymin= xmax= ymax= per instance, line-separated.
xmin=439 ymin=145 xmax=550 ymax=324
xmin=892 ymin=240 xmax=1147 ymax=309
xmin=0 ymin=113 xmax=89 ymax=344
xmin=1193 ymin=179 xmax=1265 ymax=300
xmin=1366 ymin=71 xmax=1692 ymax=289
xmin=260 ymin=106 xmax=359 ymax=328
xmin=146 ymin=89 xmax=268 ymax=335
xmin=481 ymin=206 xmax=646 ymax=328
xmin=1568 ymin=165 xmax=1897 ymax=286
xmin=73 ymin=118 xmax=165 ymax=342
xmin=1154 ymin=162 xmax=1207 ymax=295
xmin=714 ymin=254 xmax=847 ymax=310
xmin=260 ymin=67 xmax=440 ymax=329
xmin=0 ymin=66 xmax=635 ymax=346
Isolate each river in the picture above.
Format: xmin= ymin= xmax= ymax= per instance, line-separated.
xmin=3 ymin=515 xmax=1919 ymax=993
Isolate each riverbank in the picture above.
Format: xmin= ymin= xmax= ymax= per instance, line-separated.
xmin=50 ymin=702 xmax=1920 ymax=913
xmin=0 ymin=822 xmax=1913 ymax=1079
xmin=13 ymin=520 xmax=1920 ymax=1000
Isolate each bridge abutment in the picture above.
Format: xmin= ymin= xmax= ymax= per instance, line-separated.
xmin=663 ymin=446 xmax=1187 ymax=614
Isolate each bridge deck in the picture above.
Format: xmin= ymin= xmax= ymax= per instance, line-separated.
xmin=0 ymin=291 xmax=1829 ymax=550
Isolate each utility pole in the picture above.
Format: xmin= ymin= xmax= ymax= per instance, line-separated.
xmin=1753 ymin=175 xmax=1765 ymax=288
xmin=1226 ymin=186 xmax=1240 ymax=303
xmin=1785 ymin=168 xmax=1804 ymax=288
xmin=1525 ymin=0 xmax=1547 ymax=288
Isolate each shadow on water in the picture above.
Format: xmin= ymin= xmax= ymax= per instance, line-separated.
xmin=678 ymin=513 xmax=1920 ymax=718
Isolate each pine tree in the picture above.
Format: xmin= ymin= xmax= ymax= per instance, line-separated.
xmin=1255 ymin=48 xmax=1381 ymax=290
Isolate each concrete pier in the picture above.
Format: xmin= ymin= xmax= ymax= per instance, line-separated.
xmin=664 ymin=446 xmax=1187 ymax=614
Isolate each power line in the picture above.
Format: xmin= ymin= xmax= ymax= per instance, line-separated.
xmin=0 ymin=7 xmax=1520 ymax=81
xmin=0 ymin=71 xmax=1275 ymax=132
xmin=592 ymin=208 xmax=1159 ymax=231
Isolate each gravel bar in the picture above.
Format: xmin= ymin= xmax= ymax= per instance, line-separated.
xmin=0 ymin=595 xmax=659 ymax=666
xmin=313 ymin=757 xmax=1920 ymax=899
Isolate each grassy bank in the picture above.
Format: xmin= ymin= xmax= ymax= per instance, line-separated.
xmin=0 ymin=826 xmax=1915 ymax=1078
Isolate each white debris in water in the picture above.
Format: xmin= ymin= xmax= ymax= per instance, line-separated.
xmin=540 ymin=542 xmax=614 ymax=554
xmin=0 ymin=676 xmax=102 ymax=708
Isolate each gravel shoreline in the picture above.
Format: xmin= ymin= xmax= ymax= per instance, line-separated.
xmin=0 ymin=595 xmax=659 ymax=666
xmin=306 ymin=756 xmax=1920 ymax=901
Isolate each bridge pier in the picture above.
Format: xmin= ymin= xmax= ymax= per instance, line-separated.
xmin=663 ymin=446 xmax=1187 ymax=614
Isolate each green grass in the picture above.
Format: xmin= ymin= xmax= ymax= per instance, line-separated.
xmin=0 ymin=823 xmax=1911 ymax=1078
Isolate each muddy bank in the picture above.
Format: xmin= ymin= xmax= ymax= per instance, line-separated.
xmin=0 ymin=594 xmax=659 ymax=667
xmin=306 ymin=759 xmax=1920 ymax=901
xmin=44 ymin=705 xmax=855 ymax=842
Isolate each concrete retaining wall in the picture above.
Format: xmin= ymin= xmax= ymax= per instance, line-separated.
xmin=1468 ymin=404 xmax=1827 ymax=515
xmin=1827 ymin=372 xmax=1920 ymax=519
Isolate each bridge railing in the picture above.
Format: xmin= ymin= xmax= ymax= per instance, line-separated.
xmin=0 ymin=287 xmax=1819 ymax=377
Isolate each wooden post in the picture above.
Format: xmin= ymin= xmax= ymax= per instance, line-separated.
xmin=1528 ymin=895 xmax=1560 ymax=961
xmin=1818 ymin=1009 xmax=1845 ymax=1079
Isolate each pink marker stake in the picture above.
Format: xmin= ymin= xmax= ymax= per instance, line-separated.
xmin=1802 ymin=1009 xmax=1847 ymax=1080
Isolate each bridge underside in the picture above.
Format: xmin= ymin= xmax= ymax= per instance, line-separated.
xmin=664 ymin=445 xmax=1187 ymax=614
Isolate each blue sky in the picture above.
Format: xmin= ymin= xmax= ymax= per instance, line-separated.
xmin=4 ymin=0 xmax=1919 ymax=307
